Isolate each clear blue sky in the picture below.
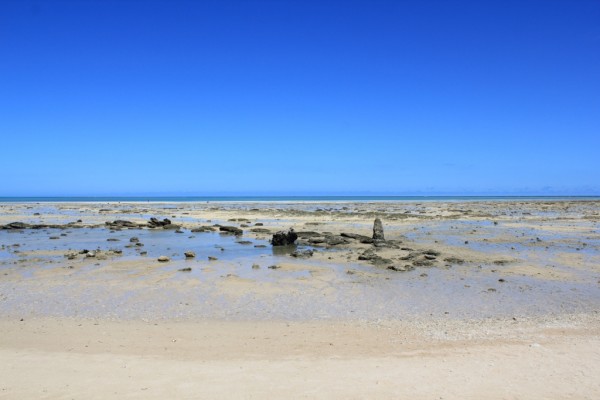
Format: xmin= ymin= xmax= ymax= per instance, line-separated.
xmin=1 ymin=0 xmax=599 ymax=196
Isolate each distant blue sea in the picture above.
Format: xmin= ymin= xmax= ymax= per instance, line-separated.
xmin=0 ymin=196 xmax=599 ymax=203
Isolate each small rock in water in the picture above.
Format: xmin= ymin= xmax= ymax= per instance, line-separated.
xmin=178 ymin=267 xmax=192 ymax=272
xmin=268 ymin=265 xmax=281 ymax=269
xmin=252 ymin=264 xmax=260 ymax=269
xmin=208 ymin=256 xmax=218 ymax=261
xmin=130 ymin=237 xmax=139 ymax=243
xmin=184 ymin=251 xmax=196 ymax=258
xmin=157 ymin=256 xmax=170 ymax=262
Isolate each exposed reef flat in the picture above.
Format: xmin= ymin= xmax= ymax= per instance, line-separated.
xmin=1 ymin=200 xmax=599 ymax=399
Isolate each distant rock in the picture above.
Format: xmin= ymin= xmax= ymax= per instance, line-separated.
xmin=1 ymin=222 xmax=30 ymax=230
xmin=387 ymin=265 xmax=414 ymax=272
xmin=250 ymin=228 xmax=271 ymax=233
xmin=191 ymin=226 xmax=216 ymax=232
xmin=219 ymin=226 xmax=243 ymax=235
xmin=184 ymin=251 xmax=196 ymax=258
xmin=271 ymin=229 xmax=298 ymax=246
xmin=105 ymin=220 xmax=139 ymax=228
xmin=148 ymin=217 xmax=172 ymax=228
xmin=157 ymin=256 xmax=170 ymax=262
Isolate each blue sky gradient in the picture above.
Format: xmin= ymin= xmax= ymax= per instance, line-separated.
xmin=1 ymin=0 xmax=599 ymax=196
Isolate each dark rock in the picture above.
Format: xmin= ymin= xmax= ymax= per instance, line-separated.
xmin=444 ymin=256 xmax=465 ymax=264
xmin=237 ymin=240 xmax=253 ymax=245
xmin=291 ymin=249 xmax=314 ymax=258
xmin=162 ymin=224 xmax=181 ymax=230
xmin=296 ymin=231 xmax=322 ymax=238
xmin=308 ymin=237 xmax=326 ymax=244
xmin=387 ymin=265 xmax=414 ymax=272
xmin=191 ymin=226 xmax=216 ymax=233
xmin=358 ymin=249 xmax=392 ymax=265
xmin=106 ymin=220 xmax=139 ymax=228
xmin=250 ymin=228 xmax=271 ymax=233
xmin=219 ymin=226 xmax=243 ymax=235
xmin=130 ymin=237 xmax=139 ymax=243
xmin=184 ymin=251 xmax=196 ymax=258
xmin=373 ymin=218 xmax=385 ymax=241
xmin=412 ymin=257 xmax=435 ymax=267
xmin=157 ymin=256 xmax=170 ymax=262
xmin=340 ymin=232 xmax=371 ymax=241
xmin=325 ymin=236 xmax=349 ymax=246
xmin=148 ymin=217 xmax=172 ymax=228
xmin=178 ymin=267 xmax=192 ymax=272
xmin=208 ymin=256 xmax=218 ymax=261
xmin=271 ymin=229 xmax=298 ymax=246
xmin=2 ymin=222 xmax=30 ymax=230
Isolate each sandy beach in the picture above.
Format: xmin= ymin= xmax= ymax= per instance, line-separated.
xmin=1 ymin=200 xmax=599 ymax=398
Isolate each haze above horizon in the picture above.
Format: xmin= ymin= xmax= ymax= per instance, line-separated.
xmin=1 ymin=0 xmax=599 ymax=196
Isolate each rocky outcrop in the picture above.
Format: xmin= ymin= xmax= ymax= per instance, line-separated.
xmin=373 ymin=218 xmax=385 ymax=241
xmin=271 ymin=229 xmax=298 ymax=246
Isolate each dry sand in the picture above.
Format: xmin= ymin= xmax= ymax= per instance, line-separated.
xmin=1 ymin=200 xmax=599 ymax=399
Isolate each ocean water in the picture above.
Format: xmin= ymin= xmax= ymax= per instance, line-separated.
xmin=1 ymin=195 xmax=599 ymax=203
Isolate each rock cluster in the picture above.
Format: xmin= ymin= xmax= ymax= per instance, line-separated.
xmin=148 ymin=218 xmax=180 ymax=230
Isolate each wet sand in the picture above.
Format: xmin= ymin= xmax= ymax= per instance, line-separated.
xmin=1 ymin=200 xmax=599 ymax=398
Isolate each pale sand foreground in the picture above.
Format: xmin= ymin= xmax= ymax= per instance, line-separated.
xmin=1 ymin=316 xmax=599 ymax=399
xmin=1 ymin=200 xmax=600 ymax=398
